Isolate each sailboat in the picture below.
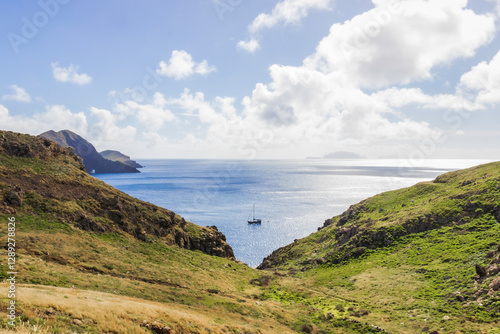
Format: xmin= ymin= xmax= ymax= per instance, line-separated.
xmin=247 ymin=205 xmax=261 ymax=224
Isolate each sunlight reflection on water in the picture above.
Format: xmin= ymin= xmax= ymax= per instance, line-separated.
xmin=95 ymin=159 xmax=492 ymax=267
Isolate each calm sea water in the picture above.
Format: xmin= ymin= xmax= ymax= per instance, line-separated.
xmin=94 ymin=159 xmax=491 ymax=267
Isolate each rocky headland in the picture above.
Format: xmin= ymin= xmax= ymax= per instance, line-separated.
xmin=39 ymin=130 xmax=140 ymax=174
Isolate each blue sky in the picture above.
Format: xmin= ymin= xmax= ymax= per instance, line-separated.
xmin=1 ymin=0 xmax=500 ymax=160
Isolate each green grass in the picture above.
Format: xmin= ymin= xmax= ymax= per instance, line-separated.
xmin=1 ymin=131 xmax=500 ymax=333
xmin=255 ymin=162 xmax=500 ymax=333
xmin=261 ymin=215 xmax=500 ymax=333
xmin=262 ymin=162 xmax=500 ymax=270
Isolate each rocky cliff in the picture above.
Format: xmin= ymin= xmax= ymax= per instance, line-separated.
xmin=39 ymin=130 xmax=140 ymax=174
xmin=100 ymin=150 xmax=143 ymax=168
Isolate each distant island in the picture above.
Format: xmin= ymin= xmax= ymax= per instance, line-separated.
xmin=100 ymin=150 xmax=143 ymax=168
xmin=323 ymin=151 xmax=365 ymax=159
xmin=39 ymin=130 xmax=140 ymax=174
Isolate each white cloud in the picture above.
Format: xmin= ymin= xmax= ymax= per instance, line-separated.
xmin=230 ymin=0 xmax=499 ymax=158
xmin=146 ymin=89 xmax=253 ymax=157
xmin=0 ymin=104 xmax=88 ymax=135
xmin=2 ymin=85 xmax=31 ymax=103
xmin=51 ymin=62 xmax=93 ymax=85
xmin=124 ymin=64 xmax=440 ymax=158
xmin=0 ymin=105 xmax=8 ymax=119
xmin=372 ymin=88 xmax=482 ymax=111
xmin=5 ymin=1 xmax=494 ymax=159
xmin=156 ymin=50 xmax=216 ymax=80
xmin=88 ymin=107 xmax=137 ymax=142
xmin=304 ymin=0 xmax=495 ymax=88
xmin=128 ymin=67 xmax=446 ymax=158
xmin=167 ymin=89 xmax=234 ymax=125
xmin=238 ymin=0 xmax=333 ymax=52
xmin=114 ymin=92 xmax=176 ymax=131
xmin=237 ymin=39 xmax=260 ymax=53
xmin=249 ymin=0 xmax=333 ymax=34
xmin=240 ymin=65 xmax=439 ymax=154
xmin=41 ymin=105 xmax=89 ymax=134
xmin=458 ymin=50 xmax=500 ymax=105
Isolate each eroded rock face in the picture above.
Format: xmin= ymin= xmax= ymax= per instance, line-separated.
xmin=3 ymin=187 xmax=24 ymax=206
xmin=189 ymin=227 xmax=235 ymax=259
xmin=334 ymin=206 xmax=358 ymax=227
xmin=336 ymin=225 xmax=359 ymax=246
xmin=0 ymin=130 xmax=81 ymax=163
xmin=76 ymin=213 xmax=109 ymax=233
xmin=468 ymin=244 xmax=500 ymax=305
xmin=1 ymin=141 xmax=33 ymax=158
xmin=259 ymin=198 xmax=500 ymax=269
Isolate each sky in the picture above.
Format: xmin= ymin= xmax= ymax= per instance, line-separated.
xmin=1 ymin=0 xmax=500 ymax=160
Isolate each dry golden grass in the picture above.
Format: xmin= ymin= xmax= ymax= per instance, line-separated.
xmin=0 ymin=322 xmax=54 ymax=333
xmin=0 ymin=219 xmax=308 ymax=333
xmin=0 ymin=283 xmax=297 ymax=334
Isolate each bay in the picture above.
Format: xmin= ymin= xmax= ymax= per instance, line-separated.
xmin=94 ymin=159 xmax=491 ymax=267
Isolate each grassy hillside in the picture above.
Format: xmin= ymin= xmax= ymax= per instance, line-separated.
xmin=0 ymin=131 xmax=324 ymax=333
xmin=258 ymin=161 xmax=500 ymax=333
xmin=0 ymin=130 xmax=233 ymax=258
xmin=259 ymin=161 xmax=500 ymax=269
xmin=0 ymin=130 xmax=499 ymax=333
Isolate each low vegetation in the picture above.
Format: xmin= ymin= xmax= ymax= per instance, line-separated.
xmin=0 ymin=131 xmax=499 ymax=333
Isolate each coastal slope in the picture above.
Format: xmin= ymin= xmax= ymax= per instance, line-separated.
xmin=0 ymin=130 xmax=311 ymax=333
xmin=258 ymin=161 xmax=500 ymax=333
xmin=260 ymin=161 xmax=500 ymax=269
xmin=0 ymin=129 xmax=499 ymax=333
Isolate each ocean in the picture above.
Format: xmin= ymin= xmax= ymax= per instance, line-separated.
xmin=94 ymin=159 xmax=491 ymax=267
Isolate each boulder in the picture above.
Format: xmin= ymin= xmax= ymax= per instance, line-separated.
xmin=488 ymin=264 xmax=500 ymax=276
xmin=140 ymin=321 xmax=172 ymax=334
xmin=452 ymin=291 xmax=465 ymax=302
xmin=4 ymin=187 xmax=24 ymax=206
xmin=300 ymin=324 xmax=313 ymax=333
xmin=336 ymin=225 xmax=359 ymax=246
xmin=490 ymin=278 xmax=500 ymax=291
xmin=475 ymin=264 xmax=487 ymax=277
xmin=72 ymin=319 xmax=83 ymax=326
